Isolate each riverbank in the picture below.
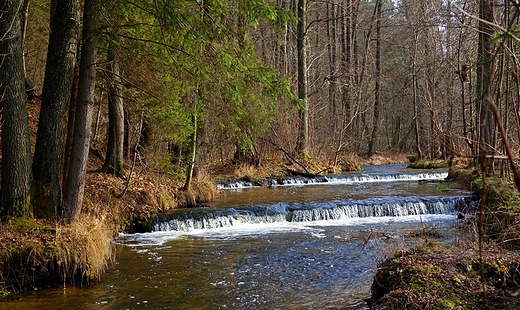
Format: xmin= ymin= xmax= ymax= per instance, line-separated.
xmin=369 ymin=243 xmax=520 ymax=309
xmin=368 ymin=165 xmax=520 ymax=309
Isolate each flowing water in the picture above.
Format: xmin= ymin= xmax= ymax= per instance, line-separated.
xmin=2 ymin=164 xmax=476 ymax=310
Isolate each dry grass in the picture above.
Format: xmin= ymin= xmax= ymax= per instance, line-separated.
xmin=363 ymin=152 xmax=410 ymax=165
xmin=55 ymin=214 xmax=114 ymax=283
xmin=0 ymin=213 xmax=114 ymax=294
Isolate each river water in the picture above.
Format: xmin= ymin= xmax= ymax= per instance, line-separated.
xmin=2 ymin=165 xmax=475 ymax=309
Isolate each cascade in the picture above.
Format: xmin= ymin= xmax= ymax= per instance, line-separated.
xmin=217 ymin=170 xmax=449 ymax=189
xmin=153 ymin=195 xmax=476 ymax=232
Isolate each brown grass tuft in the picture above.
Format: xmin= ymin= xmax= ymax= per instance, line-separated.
xmin=55 ymin=214 xmax=115 ymax=283
xmin=0 ymin=214 xmax=115 ymax=294
xmin=192 ymin=170 xmax=216 ymax=203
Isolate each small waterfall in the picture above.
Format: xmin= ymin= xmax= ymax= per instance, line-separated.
xmin=153 ymin=204 xmax=290 ymax=232
xmin=287 ymin=196 xmax=470 ymax=222
xmin=153 ymin=196 xmax=475 ymax=232
xmin=217 ymin=170 xmax=449 ymax=189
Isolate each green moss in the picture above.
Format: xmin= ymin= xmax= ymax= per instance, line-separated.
xmin=8 ymin=217 xmax=55 ymax=234
xmin=408 ymin=159 xmax=448 ymax=169
xmin=120 ymin=218 xmax=131 ymax=232
xmin=1 ymin=189 xmax=34 ymax=218
xmin=435 ymin=181 xmax=462 ymax=192
xmin=131 ymin=211 xmax=158 ymax=233
xmin=43 ymin=244 xmax=60 ymax=259
xmin=437 ymin=298 xmax=456 ymax=308
xmin=409 ymin=282 xmax=424 ymax=290
xmin=452 ymin=275 xmax=464 ymax=287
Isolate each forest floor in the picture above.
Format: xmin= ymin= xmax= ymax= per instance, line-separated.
xmin=368 ymin=169 xmax=520 ymax=310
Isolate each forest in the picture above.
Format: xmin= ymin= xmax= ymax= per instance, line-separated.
xmin=1 ymin=0 xmax=515 ymax=220
xmin=2 ymin=0 xmax=520 ymax=307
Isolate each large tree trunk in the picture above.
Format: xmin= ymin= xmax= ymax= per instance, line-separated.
xmin=63 ymin=0 xmax=99 ymax=223
xmin=477 ymin=0 xmax=495 ymax=174
xmin=33 ymin=0 xmax=80 ymax=218
xmin=0 ymin=0 xmax=33 ymax=217
xmin=102 ymin=42 xmax=125 ymax=176
xmin=296 ymin=0 xmax=309 ymax=158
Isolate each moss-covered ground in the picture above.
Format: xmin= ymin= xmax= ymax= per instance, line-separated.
xmin=370 ymin=163 xmax=520 ymax=309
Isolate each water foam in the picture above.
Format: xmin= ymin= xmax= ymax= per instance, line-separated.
xmin=217 ymin=170 xmax=448 ymax=189
xmin=152 ymin=196 xmax=474 ymax=233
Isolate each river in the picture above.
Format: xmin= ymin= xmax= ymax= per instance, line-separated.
xmin=1 ymin=164 xmax=475 ymax=309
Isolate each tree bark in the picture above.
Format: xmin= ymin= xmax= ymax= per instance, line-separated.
xmin=296 ymin=0 xmax=309 ymax=158
xmin=0 ymin=0 xmax=33 ymax=217
xmin=183 ymin=113 xmax=198 ymax=192
xmin=412 ymin=29 xmax=422 ymax=159
xmin=102 ymin=42 xmax=125 ymax=176
xmin=33 ymin=0 xmax=80 ymax=218
xmin=63 ymin=0 xmax=99 ymax=223
xmin=477 ymin=0 xmax=495 ymax=174
xmin=368 ymin=0 xmax=382 ymax=157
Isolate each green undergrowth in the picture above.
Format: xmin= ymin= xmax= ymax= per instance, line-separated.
xmin=473 ymin=175 xmax=520 ymax=250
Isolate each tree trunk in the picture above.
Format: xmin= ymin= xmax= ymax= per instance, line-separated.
xmin=0 ymin=0 xmax=33 ymax=217
xmin=412 ymin=29 xmax=422 ymax=159
xmin=368 ymin=0 xmax=382 ymax=157
xmin=33 ymin=0 xmax=80 ymax=218
xmin=183 ymin=113 xmax=198 ymax=192
xmin=63 ymin=0 xmax=99 ymax=223
xmin=477 ymin=0 xmax=495 ymax=174
xmin=102 ymin=42 xmax=125 ymax=176
xmin=296 ymin=0 xmax=309 ymax=158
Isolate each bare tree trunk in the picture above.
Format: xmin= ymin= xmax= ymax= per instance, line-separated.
xmin=477 ymin=0 xmax=495 ymax=175
xmin=412 ymin=29 xmax=422 ymax=159
xmin=296 ymin=0 xmax=309 ymax=158
xmin=33 ymin=0 xmax=80 ymax=218
xmin=368 ymin=0 xmax=382 ymax=157
xmin=327 ymin=1 xmax=337 ymax=131
xmin=0 ymin=0 xmax=33 ymax=217
xmin=63 ymin=0 xmax=99 ymax=223
xmin=183 ymin=121 xmax=196 ymax=192
xmin=102 ymin=41 xmax=125 ymax=176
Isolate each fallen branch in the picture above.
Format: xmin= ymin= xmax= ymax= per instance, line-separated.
xmin=488 ymin=97 xmax=520 ymax=193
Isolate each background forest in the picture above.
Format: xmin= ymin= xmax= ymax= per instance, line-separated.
xmin=1 ymin=0 xmax=518 ymax=220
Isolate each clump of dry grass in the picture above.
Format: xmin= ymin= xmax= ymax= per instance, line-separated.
xmin=233 ymin=164 xmax=260 ymax=180
xmin=0 ymin=213 xmax=116 ymax=294
xmin=55 ymin=214 xmax=115 ymax=283
xmin=178 ymin=171 xmax=217 ymax=207
xmin=192 ymin=170 xmax=216 ymax=203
